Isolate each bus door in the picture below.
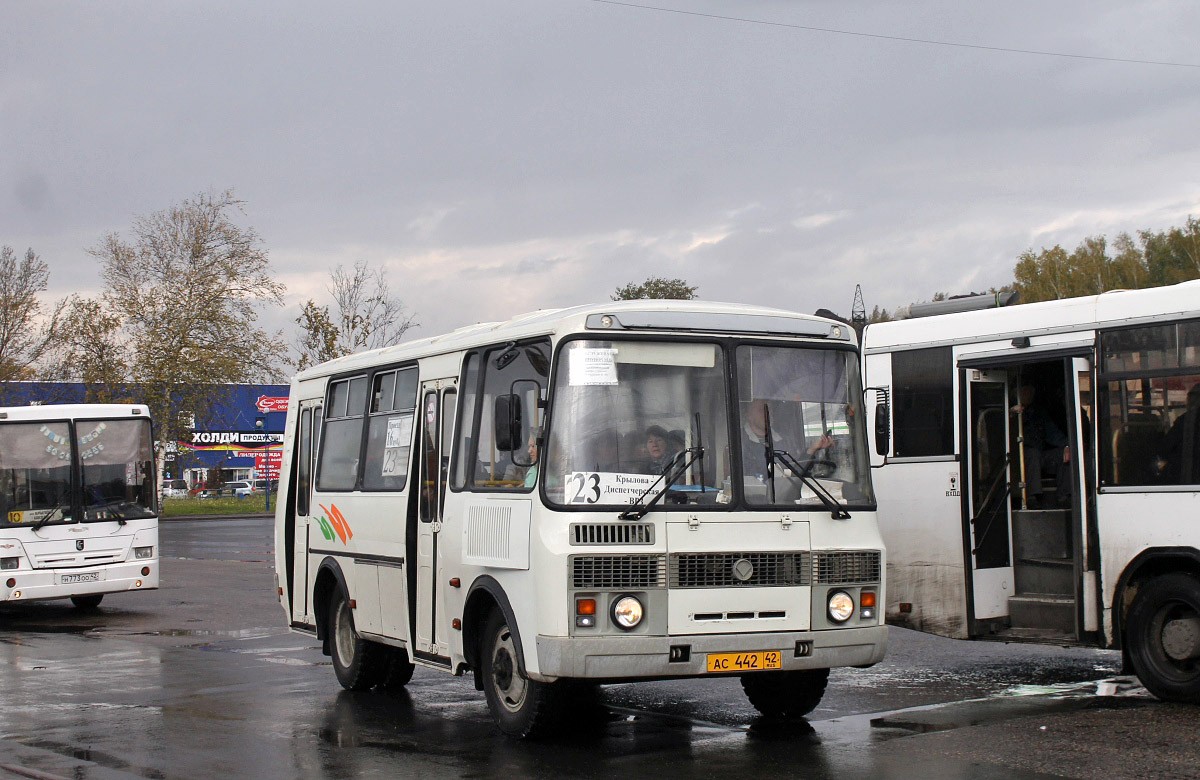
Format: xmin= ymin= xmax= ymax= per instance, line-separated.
xmin=1070 ymin=355 xmax=1100 ymax=635
xmin=964 ymin=369 xmax=1015 ymax=624
xmin=415 ymin=380 xmax=456 ymax=662
xmin=289 ymin=401 xmax=321 ymax=625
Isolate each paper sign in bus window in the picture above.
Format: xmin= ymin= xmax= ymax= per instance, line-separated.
xmin=382 ymin=415 xmax=413 ymax=476
xmin=569 ymin=348 xmax=619 ymax=386
xmin=563 ymin=471 xmax=660 ymax=504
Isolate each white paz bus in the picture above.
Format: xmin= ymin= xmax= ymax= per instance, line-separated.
xmin=863 ymin=280 xmax=1200 ymax=702
xmin=273 ymin=301 xmax=886 ymax=736
xmin=0 ymin=404 xmax=160 ymax=609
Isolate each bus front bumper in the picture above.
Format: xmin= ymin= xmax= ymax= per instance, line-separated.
xmin=1 ymin=561 xmax=160 ymax=603
xmin=533 ymin=625 xmax=887 ymax=681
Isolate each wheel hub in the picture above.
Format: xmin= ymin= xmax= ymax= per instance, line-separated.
xmin=1161 ymin=616 xmax=1200 ymax=662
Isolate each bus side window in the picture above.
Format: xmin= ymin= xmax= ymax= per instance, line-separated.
xmin=317 ymin=377 xmax=367 ymax=492
xmin=297 ymin=409 xmax=312 ymax=516
xmin=479 ymin=341 xmax=548 ymax=490
xmin=363 ymin=367 xmax=418 ymax=492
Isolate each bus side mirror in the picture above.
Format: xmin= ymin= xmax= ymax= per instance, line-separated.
xmin=494 ymin=394 xmax=522 ymax=451
xmin=874 ymin=398 xmax=890 ymax=456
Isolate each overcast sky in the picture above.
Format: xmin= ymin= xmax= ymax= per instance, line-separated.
xmin=4 ymin=1 xmax=1199 ymax=346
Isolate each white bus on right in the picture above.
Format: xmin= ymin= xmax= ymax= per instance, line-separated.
xmin=863 ymin=280 xmax=1200 ymax=702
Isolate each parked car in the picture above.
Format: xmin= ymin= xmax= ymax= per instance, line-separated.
xmin=252 ymin=479 xmax=278 ymax=493
xmin=163 ymin=479 xmax=189 ymax=498
xmin=223 ymin=481 xmax=253 ymax=498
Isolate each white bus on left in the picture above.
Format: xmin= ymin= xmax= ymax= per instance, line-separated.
xmin=0 ymin=404 xmax=160 ymax=609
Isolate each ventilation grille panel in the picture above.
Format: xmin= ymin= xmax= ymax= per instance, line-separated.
xmin=813 ymin=550 xmax=881 ymax=584
xmin=570 ymin=523 xmax=655 ymax=545
xmin=571 ymin=554 xmax=666 ymax=589
xmin=670 ymin=552 xmax=812 ymax=588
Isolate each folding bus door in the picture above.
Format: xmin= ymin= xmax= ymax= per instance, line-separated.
xmin=964 ymin=369 xmax=1015 ymax=624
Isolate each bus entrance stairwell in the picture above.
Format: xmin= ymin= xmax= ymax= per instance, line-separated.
xmin=966 ymin=360 xmax=1086 ymax=642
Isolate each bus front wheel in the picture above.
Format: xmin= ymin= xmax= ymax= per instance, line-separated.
xmin=481 ymin=609 xmax=560 ymax=737
xmin=70 ymin=594 xmax=103 ymax=610
xmin=328 ymin=588 xmax=386 ymax=691
xmin=741 ymin=668 xmax=830 ymax=718
xmin=1127 ymin=573 xmax=1200 ymax=703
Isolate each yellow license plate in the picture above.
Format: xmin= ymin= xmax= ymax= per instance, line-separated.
xmin=706 ymin=650 xmax=782 ymax=673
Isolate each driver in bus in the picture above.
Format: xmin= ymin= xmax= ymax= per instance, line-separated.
xmin=741 ymin=399 xmax=833 ymax=481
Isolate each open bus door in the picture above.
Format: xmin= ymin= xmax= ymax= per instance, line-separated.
xmin=964 ymin=357 xmax=1088 ymax=642
xmin=964 ymin=369 xmax=1015 ymax=627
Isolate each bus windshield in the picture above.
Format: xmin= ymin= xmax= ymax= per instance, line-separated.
xmin=79 ymin=418 xmax=157 ymax=522
xmin=0 ymin=418 xmax=157 ymax=528
xmin=736 ymin=345 xmax=875 ymax=508
xmin=0 ymin=421 xmax=75 ymax=526
xmin=545 ymin=339 xmax=731 ymax=507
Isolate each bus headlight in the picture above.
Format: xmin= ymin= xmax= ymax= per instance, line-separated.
xmin=612 ymin=595 xmax=644 ymax=630
xmin=134 ymin=546 xmax=154 ymax=559
xmin=0 ymin=557 xmax=19 ymax=570
xmin=828 ymin=591 xmax=855 ymax=623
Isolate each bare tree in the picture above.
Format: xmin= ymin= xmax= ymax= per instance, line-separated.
xmin=294 ymin=260 xmax=417 ymax=370
xmin=0 ymin=246 xmax=65 ymax=387
xmin=87 ymin=190 xmax=287 ymax=450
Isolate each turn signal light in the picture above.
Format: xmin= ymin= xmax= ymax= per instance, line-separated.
xmin=576 ymin=598 xmax=596 ymax=615
xmin=860 ymin=591 xmax=876 ymax=608
xmin=5 ymin=578 xmax=15 ymax=588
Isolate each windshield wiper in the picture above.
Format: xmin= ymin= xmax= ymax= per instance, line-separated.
xmin=32 ymin=501 xmax=67 ymax=531
xmin=619 ymin=446 xmax=705 ymax=521
xmin=770 ymin=448 xmax=851 ymax=520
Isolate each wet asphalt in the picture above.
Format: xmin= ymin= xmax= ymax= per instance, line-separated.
xmin=0 ymin=516 xmax=1195 ymax=780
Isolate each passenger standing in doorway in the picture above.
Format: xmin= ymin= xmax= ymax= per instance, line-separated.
xmin=1012 ymin=384 xmax=1070 ymax=508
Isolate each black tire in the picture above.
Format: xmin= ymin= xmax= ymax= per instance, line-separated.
xmin=328 ymin=588 xmax=387 ymax=691
xmin=1126 ymin=573 xmax=1200 ymax=703
xmin=741 ymin=668 xmax=830 ymax=718
xmin=70 ymin=594 xmax=103 ymax=610
xmin=481 ymin=609 xmax=561 ymax=738
xmin=381 ymin=647 xmax=416 ymax=690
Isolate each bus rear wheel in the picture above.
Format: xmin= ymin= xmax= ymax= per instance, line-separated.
xmin=481 ymin=609 xmax=561 ymax=738
xmin=70 ymin=594 xmax=103 ymax=610
xmin=741 ymin=668 xmax=830 ymax=718
xmin=329 ymin=588 xmax=386 ymax=691
xmin=1127 ymin=573 xmax=1200 ymax=703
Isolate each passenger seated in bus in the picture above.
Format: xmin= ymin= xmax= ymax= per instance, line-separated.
xmin=640 ymin=425 xmax=683 ymax=474
xmin=504 ymin=432 xmax=540 ymax=488
xmin=1158 ymin=384 xmax=1200 ymax=485
xmin=1012 ymin=383 xmax=1070 ymax=508
xmin=741 ymin=399 xmax=834 ymax=483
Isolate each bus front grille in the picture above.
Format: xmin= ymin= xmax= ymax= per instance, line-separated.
xmin=813 ymin=551 xmax=881 ymax=584
xmin=571 ymin=554 xmax=667 ymax=589
xmin=669 ymin=552 xmax=812 ymax=588
xmin=570 ymin=523 xmax=655 ymax=545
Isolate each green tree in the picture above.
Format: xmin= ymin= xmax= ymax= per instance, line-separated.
xmin=0 ymin=245 xmax=65 ymax=387
xmin=611 ymin=277 xmax=698 ymax=300
xmin=1013 ymin=234 xmax=1146 ymax=303
xmin=45 ymin=296 xmax=131 ymax=402
xmin=86 ymin=190 xmax=286 ymax=453
xmin=1140 ymin=216 xmax=1200 ymax=287
xmin=293 ymin=260 xmax=418 ymax=370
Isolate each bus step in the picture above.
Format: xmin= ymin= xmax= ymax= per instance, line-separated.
xmin=1007 ymin=594 xmax=1076 ymax=634
xmin=1011 ymin=509 xmax=1071 ymax=560
xmin=1014 ymin=558 xmax=1075 ymax=597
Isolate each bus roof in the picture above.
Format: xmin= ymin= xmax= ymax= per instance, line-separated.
xmin=0 ymin=404 xmax=151 ymax=421
xmin=294 ymin=299 xmax=854 ymax=381
xmin=862 ymin=280 xmax=1200 ymax=353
